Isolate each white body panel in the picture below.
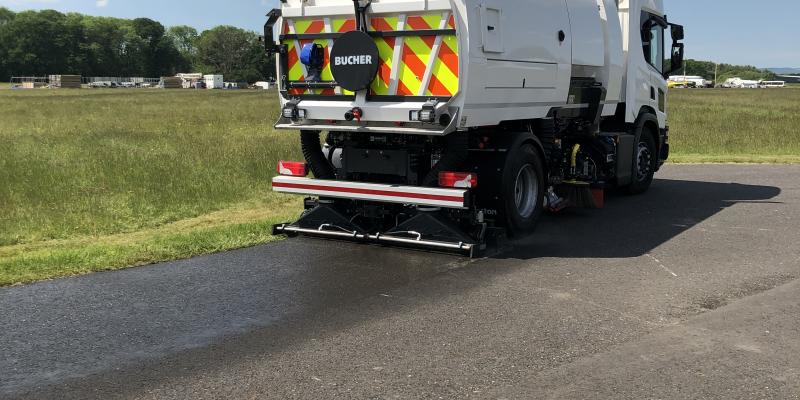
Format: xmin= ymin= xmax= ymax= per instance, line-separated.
xmin=567 ymin=0 xmax=605 ymax=67
xmin=274 ymin=0 xmax=667 ymax=132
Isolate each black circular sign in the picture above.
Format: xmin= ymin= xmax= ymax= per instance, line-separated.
xmin=330 ymin=31 xmax=380 ymax=92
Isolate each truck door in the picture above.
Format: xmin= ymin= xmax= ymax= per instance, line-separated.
xmin=641 ymin=13 xmax=668 ymax=128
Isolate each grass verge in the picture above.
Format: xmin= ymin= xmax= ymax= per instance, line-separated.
xmin=670 ymin=154 xmax=800 ymax=164
xmin=0 ymin=196 xmax=300 ymax=286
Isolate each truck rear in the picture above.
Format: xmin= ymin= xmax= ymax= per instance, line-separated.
xmin=265 ymin=0 xmax=684 ymax=256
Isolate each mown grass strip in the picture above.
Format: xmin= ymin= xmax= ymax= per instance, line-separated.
xmin=0 ymin=197 xmax=301 ymax=286
xmin=670 ymin=154 xmax=800 ymax=164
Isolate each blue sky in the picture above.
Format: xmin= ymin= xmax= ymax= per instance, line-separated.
xmin=1 ymin=0 xmax=798 ymax=67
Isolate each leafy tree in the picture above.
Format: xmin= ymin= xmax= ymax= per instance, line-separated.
xmin=196 ymin=25 xmax=269 ymax=82
xmin=0 ymin=8 xmax=275 ymax=82
xmin=81 ymin=16 xmax=130 ymax=76
xmin=168 ymin=25 xmax=199 ymax=56
xmin=2 ymin=10 xmax=71 ymax=77
xmin=0 ymin=7 xmax=14 ymax=25
xmin=131 ymin=18 xmax=181 ymax=77
xmin=0 ymin=7 xmax=15 ymax=80
xmin=167 ymin=25 xmax=199 ymax=72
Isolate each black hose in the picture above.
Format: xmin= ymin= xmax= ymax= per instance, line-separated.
xmin=353 ymin=0 xmax=371 ymax=32
xmin=423 ymin=131 xmax=469 ymax=187
xmin=534 ymin=118 xmax=559 ymax=166
xmin=300 ymin=130 xmax=336 ymax=179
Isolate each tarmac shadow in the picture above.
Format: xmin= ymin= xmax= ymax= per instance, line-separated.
xmin=495 ymin=179 xmax=782 ymax=259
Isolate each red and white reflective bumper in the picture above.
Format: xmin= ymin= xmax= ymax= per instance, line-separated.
xmin=272 ymin=176 xmax=469 ymax=209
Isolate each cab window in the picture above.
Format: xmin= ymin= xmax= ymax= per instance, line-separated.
xmin=642 ymin=14 xmax=665 ymax=73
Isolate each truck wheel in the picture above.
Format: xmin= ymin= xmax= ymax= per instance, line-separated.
xmin=501 ymin=144 xmax=545 ymax=236
xmin=625 ymin=128 xmax=657 ymax=195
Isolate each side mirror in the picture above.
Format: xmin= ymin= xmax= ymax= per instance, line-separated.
xmin=264 ymin=8 xmax=282 ymax=55
xmin=665 ymin=43 xmax=684 ymax=77
xmin=671 ymin=24 xmax=684 ymax=41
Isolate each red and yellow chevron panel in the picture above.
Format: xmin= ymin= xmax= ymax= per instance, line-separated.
xmin=281 ymin=11 xmax=459 ymax=98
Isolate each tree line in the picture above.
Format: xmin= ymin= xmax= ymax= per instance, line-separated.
xmin=0 ymin=8 xmax=274 ymax=83
xmin=682 ymin=59 xmax=777 ymax=83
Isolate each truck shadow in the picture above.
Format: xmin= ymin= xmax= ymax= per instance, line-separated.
xmin=496 ymin=178 xmax=782 ymax=260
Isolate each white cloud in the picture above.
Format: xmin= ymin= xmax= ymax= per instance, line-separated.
xmin=96 ymin=0 xmax=107 ymax=7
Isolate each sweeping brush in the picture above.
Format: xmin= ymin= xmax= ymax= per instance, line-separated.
xmin=559 ymin=180 xmax=598 ymax=209
xmin=558 ymin=143 xmax=602 ymax=209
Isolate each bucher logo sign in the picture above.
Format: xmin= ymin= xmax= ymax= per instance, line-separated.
xmin=334 ymin=55 xmax=374 ymax=66
xmin=330 ymin=31 xmax=380 ymax=92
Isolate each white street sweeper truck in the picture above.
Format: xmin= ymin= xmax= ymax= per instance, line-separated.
xmin=265 ymin=0 xmax=685 ymax=256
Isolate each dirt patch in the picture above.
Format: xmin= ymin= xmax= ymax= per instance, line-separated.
xmin=691 ymin=274 xmax=796 ymax=313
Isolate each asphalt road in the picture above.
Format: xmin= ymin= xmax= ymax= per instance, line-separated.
xmin=2 ymin=165 xmax=799 ymax=399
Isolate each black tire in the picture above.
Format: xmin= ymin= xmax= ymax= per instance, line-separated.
xmin=500 ymin=144 xmax=546 ymax=236
xmin=625 ymin=127 xmax=657 ymax=195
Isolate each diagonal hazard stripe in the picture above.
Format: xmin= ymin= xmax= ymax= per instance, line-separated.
xmin=335 ymin=19 xmax=356 ymax=32
xmin=321 ymin=43 xmax=334 ymax=81
xmin=401 ymin=43 xmax=427 ymax=80
xmin=372 ymin=37 xmax=394 ymax=93
xmin=421 ymin=36 xmax=435 ymax=50
xmin=427 ymin=57 xmax=458 ymax=96
xmin=405 ymin=16 xmax=432 ymax=30
xmin=422 ymin=14 xmax=442 ymax=30
xmin=306 ymin=20 xmax=325 ymax=34
xmin=397 ymin=79 xmax=414 ymax=96
xmin=427 ymin=74 xmax=452 ymax=96
xmin=293 ymin=19 xmax=325 ymax=34
xmin=287 ymin=43 xmax=298 ymax=69
xmin=439 ymin=36 xmax=460 ymax=78
xmin=371 ymin=18 xmax=394 ymax=32
xmin=404 ymin=36 xmax=433 ymax=61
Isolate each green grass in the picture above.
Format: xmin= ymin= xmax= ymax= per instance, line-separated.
xmin=1 ymin=89 xmax=303 ymax=285
xmin=1 ymin=87 xmax=799 ymax=286
xmin=0 ymin=82 xmax=10 ymax=89
xmin=668 ymin=88 xmax=800 ymax=162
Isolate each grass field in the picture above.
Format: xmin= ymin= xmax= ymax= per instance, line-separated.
xmin=669 ymin=88 xmax=800 ymax=163
xmin=1 ymin=89 xmax=303 ymax=285
xmin=1 ymin=87 xmax=799 ymax=285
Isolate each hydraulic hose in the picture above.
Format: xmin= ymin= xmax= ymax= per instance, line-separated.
xmin=300 ymin=130 xmax=336 ymax=180
xmin=423 ymin=131 xmax=469 ymax=187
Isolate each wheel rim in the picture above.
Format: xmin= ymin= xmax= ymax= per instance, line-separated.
xmin=514 ymin=164 xmax=539 ymax=219
xmin=635 ymin=143 xmax=653 ymax=181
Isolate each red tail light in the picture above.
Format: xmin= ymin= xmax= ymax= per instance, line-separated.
xmin=277 ymin=161 xmax=308 ymax=177
xmin=439 ymin=172 xmax=478 ymax=189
